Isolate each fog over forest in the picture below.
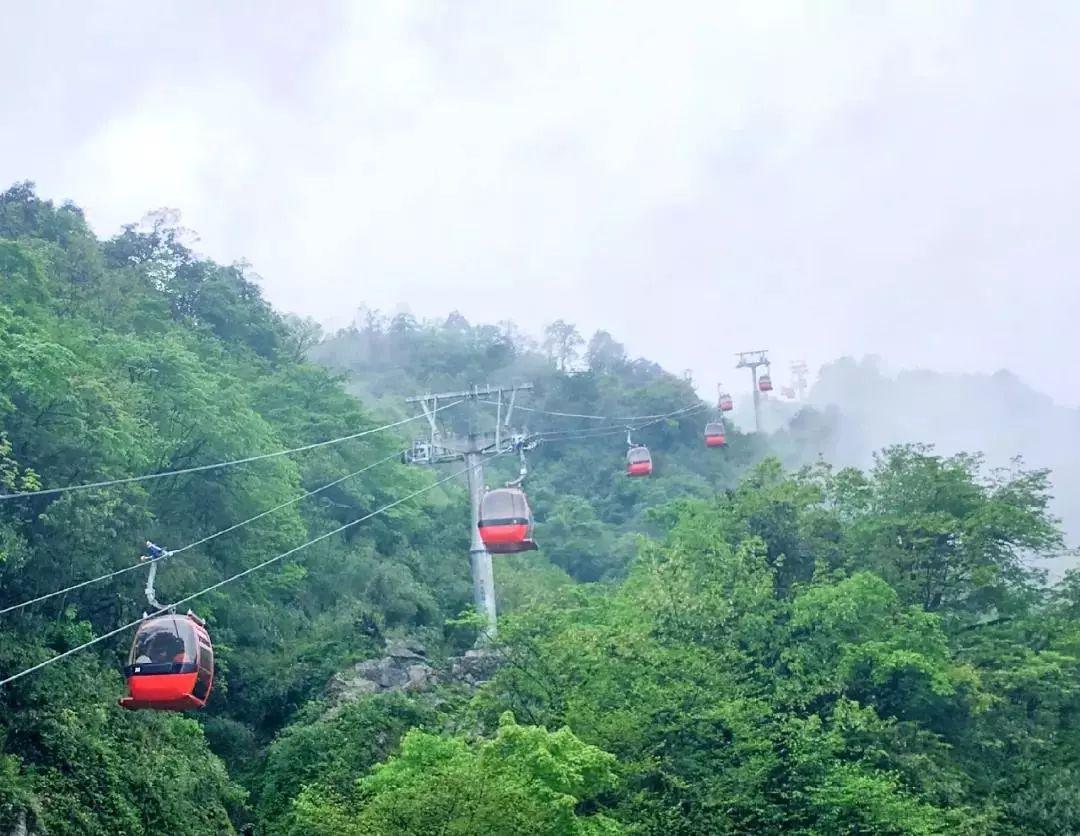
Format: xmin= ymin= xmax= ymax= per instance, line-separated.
xmin=5 ymin=1 xmax=1080 ymax=832
xmin=738 ymin=356 xmax=1080 ymax=572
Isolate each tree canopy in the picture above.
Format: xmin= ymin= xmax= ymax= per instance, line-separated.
xmin=0 ymin=183 xmax=1077 ymax=834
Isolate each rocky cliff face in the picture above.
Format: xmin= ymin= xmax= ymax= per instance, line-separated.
xmin=325 ymin=638 xmax=503 ymax=704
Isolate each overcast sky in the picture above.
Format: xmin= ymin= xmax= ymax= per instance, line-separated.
xmin=3 ymin=1 xmax=1079 ymax=403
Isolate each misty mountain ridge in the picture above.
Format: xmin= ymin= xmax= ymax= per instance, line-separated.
xmin=792 ymin=356 xmax=1080 ymax=561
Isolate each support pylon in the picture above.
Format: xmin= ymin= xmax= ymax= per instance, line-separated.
xmin=735 ymin=350 xmax=770 ymax=433
xmin=402 ymin=384 xmax=534 ymax=640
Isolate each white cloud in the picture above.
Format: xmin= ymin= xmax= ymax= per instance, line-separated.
xmin=5 ymin=0 xmax=1080 ymax=405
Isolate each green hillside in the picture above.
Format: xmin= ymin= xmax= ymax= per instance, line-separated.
xmin=0 ymin=184 xmax=1077 ymax=834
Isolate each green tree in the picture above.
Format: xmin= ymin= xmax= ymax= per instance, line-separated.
xmin=585 ymin=330 xmax=627 ymax=373
xmin=835 ymin=445 xmax=1061 ymax=614
xmin=543 ymin=320 xmax=584 ymax=371
xmin=258 ymin=695 xmax=436 ymax=835
xmin=289 ymin=713 xmax=622 ymax=835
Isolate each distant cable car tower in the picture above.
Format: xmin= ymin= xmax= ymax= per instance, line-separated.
xmin=735 ymin=350 xmax=771 ymax=432
xmin=791 ymin=361 xmax=809 ymax=400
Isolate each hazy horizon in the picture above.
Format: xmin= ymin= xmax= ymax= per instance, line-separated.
xmin=4 ymin=2 xmax=1080 ymax=406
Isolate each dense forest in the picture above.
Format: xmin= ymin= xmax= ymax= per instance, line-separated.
xmin=1 ymin=183 xmax=1079 ymax=834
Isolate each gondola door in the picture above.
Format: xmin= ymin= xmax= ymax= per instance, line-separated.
xmin=192 ymin=629 xmax=214 ymax=703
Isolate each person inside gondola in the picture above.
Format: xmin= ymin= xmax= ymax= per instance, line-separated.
xmin=133 ymin=629 xmax=186 ymax=666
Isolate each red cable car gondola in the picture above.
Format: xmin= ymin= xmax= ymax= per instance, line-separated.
xmin=120 ymin=612 xmax=214 ymax=711
xmin=718 ymin=393 xmax=734 ymax=412
xmin=758 ymin=374 xmax=773 ymax=393
xmin=627 ymin=445 xmax=653 ymax=477
xmin=704 ymin=421 xmax=727 ymax=448
xmin=478 ymin=487 xmax=538 ymax=554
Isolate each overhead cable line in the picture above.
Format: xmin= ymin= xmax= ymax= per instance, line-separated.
xmin=0 ymin=449 xmax=405 ymax=617
xmin=532 ymin=426 xmax=636 ymax=443
xmin=539 ymin=429 xmax=628 ymax=445
xmin=0 ymin=401 xmax=463 ymax=501
xmin=0 ymin=451 xmax=505 ymax=689
xmin=517 ymin=405 xmax=706 ymax=449
xmin=634 ymin=403 xmax=707 ymax=428
xmin=481 ymin=400 xmax=703 ymax=423
xmin=534 ymin=428 xmax=622 ymax=441
xmin=486 ymin=407 xmax=707 ymax=460
xmin=534 ymin=403 xmax=705 ymax=434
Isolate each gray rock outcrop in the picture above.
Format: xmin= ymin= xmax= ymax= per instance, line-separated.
xmin=325 ymin=638 xmax=504 ymax=706
xmin=326 ymin=639 xmax=438 ymax=702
